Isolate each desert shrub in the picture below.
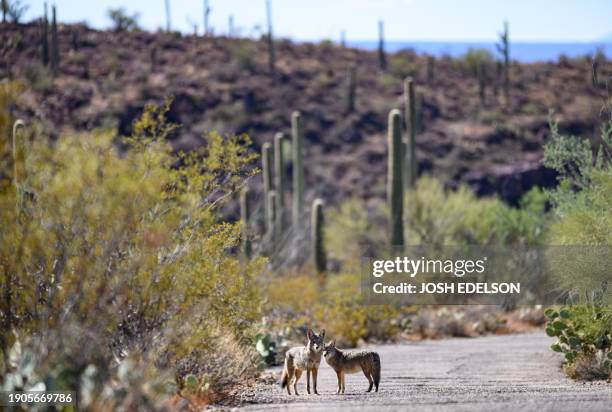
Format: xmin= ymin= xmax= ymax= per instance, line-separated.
xmin=264 ymin=273 xmax=318 ymax=314
xmin=543 ymin=117 xmax=611 ymax=296
xmin=0 ymin=97 xmax=264 ymax=407
xmin=406 ymin=176 xmax=547 ymax=246
xmin=546 ymin=306 xmax=611 ymax=380
xmin=543 ymin=115 xmax=611 ymax=379
xmin=312 ymin=273 xmax=400 ymax=347
xmin=325 ymin=198 xmax=384 ymax=270
xmin=409 ymin=306 xmax=506 ymax=339
xmin=389 ymin=54 xmax=419 ymax=79
xmin=229 ymin=41 xmax=256 ymax=72
xmin=108 ymin=7 xmax=140 ymax=32
xmin=462 ymin=48 xmax=494 ymax=76
xmin=264 ymin=270 xmax=400 ymax=348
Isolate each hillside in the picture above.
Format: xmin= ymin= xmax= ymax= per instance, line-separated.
xmin=2 ymin=22 xmax=610 ymax=205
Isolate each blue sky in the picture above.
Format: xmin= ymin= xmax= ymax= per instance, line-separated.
xmin=24 ymin=0 xmax=612 ymax=42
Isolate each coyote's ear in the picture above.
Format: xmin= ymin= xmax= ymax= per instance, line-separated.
xmin=320 ymin=329 xmax=325 ymax=339
xmin=331 ymin=339 xmax=336 ymax=347
xmin=306 ymin=328 xmax=314 ymax=340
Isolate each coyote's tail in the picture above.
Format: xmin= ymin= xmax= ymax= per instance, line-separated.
xmin=372 ymin=352 xmax=381 ymax=391
xmin=280 ymin=354 xmax=293 ymax=389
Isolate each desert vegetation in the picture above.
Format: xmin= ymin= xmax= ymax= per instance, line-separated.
xmin=0 ymin=2 xmax=611 ymax=409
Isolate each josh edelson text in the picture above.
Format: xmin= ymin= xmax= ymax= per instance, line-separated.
xmin=370 ymin=256 xmax=521 ymax=295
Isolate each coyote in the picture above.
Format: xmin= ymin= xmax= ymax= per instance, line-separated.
xmin=280 ymin=329 xmax=325 ymax=395
xmin=323 ymin=340 xmax=381 ymax=393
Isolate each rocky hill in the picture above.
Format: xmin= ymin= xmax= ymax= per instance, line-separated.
xmin=2 ymin=22 xmax=610 ymax=206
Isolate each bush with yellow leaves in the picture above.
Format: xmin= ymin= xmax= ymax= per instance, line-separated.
xmin=0 ymin=93 xmax=264 ymax=408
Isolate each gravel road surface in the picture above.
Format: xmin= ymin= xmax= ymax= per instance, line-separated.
xmin=237 ymin=332 xmax=611 ymax=411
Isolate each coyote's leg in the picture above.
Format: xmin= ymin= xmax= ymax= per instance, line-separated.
xmin=335 ymin=370 xmax=342 ymax=394
xmin=340 ymin=371 xmax=346 ymax=394
xmin=293 ymin=369 xmax=302 ymax=395
xmin=306 ymin=368 xmax=311 ymax=394
xmin=363 ymin=368 xmax=374 ymax=392
xmin=312 ymin=367 xmax=319 ymax=394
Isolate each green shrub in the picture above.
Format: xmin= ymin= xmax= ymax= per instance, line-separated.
xmin=545 ymin=306 xmax=611 ymax=380
xmin=543 ymin=115 xmax=611 ymax=380
xmin=543 ymin=116 xmax=611 ymax=295
xmin=108 ymin=7 xmax=140 ymax=32
xmin=0 ymin=98 xmax=263 ymax=407
xmin=406 ymin=176 xmax=547 ymax=246
xmin=462 ymin=48 xmax=494 ymax=76
xmin=389 ymin=54 xmax=419 ymax=79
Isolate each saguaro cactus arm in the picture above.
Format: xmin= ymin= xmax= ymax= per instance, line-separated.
xmin=403 ymin=77 xmax=417 ymax=189
xmin=273 ymin=132 xmax=285 ymax=234
xmin=267 ymin=190 xmax=278 ymax=249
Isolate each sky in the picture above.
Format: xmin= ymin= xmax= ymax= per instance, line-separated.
xmin=23 ymin=0 xmax=612 ymax=43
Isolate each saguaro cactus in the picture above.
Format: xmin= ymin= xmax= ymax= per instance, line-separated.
xmin=426 ymin=55 xmax=435 ymax=84
xmin=403 ymin=77 xmax=417 ymax=189
xmin=240 ymin=187 xmax=252 ymax=259
xmin=12 ymin=119 xmax=26 ymax=212
xmin=204 ymin=0 xmax=211 ymax=36
xmin=165 ymin=0 xmax=171 ymax=32
xmin=311 ymin=198 xmax=326 ymax=273
xmin=262 ymin=141 xmax=273 ymax=219
xmin=387 ymin=109 xmax=404 ymax=247
xmin=345 ymin=66 xmax=357 ymax=113
xmin=41 ymin=3 xmax=49 ymax=66
xmin=496 ymin=21 xmax=510 ymax=99
xmin=378 ymin=20 xmax=386 ymax=70
xmin=265 ymin=0 xmax=276 ymax=77
xmin=12 ymin=119 xmax=25 ymax=189
xmin=477 ymin=63 xmax=486 ymax=105
xmin=267 ymin=190 xmax=278 ymax=248
xmin=291 ymin=111 xmax=304 ymax=231
xmin=274 ymin=132 xmax=286 ymax=234
xmin=50 ymin=5 xmax=59 ymax=75
xmin=228 ymin=15 xmax=234 ymax=37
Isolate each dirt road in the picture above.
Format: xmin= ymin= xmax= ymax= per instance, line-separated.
xmin=237 ymin=332 xmax=611 ymax=411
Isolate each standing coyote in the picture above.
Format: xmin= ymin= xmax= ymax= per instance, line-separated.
xmin=280 ymin=329 xmax=325 ymax=395
xmin=323 ymin=340 xmax=381 ymax=393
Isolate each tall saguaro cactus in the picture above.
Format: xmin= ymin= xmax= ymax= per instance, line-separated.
xmin=165 ymin=0 xmax=171 ymax=32
xmin=12 ymin=119 xmax=26 ymax=212
xmin=265 ymin=0 xmax=276 ymax=77
xmin=291 ymin=111 xmax=304 ymax=231
xmin=311 ymin=198 xmax=326 ymax=273
xmin=50 ymin=5 xmax=59 ymax=75
xmin=378 ymin=20 xmax=386 ymax=70
xmin=387 ymin=109 xmax=404 ymax=247
xmin=403 ymin=77 xmax=417 ymax=189
xmin=274 ymin=132 xmax=286 ymax=234
xmin=41 ymin=3 xmax=49 ymax=66
xmin=496 ymin=21 xmax=510 ymax=99
xmin=426 ymin=55 xmax=435 ymax=84
xmin=345 ymin=66 xmax=357 ymax=113
xmin=240 ymin=187 xmax=252 ymax=259
xmin=477 ymin=63 xmax=486 ymax=105
xmin=262 ymin=141 xmax=273 ymax=220
xmin=267 ymin=190 xmax=278 ymax=248
xmin=203 ymin=0 xmax=211 ymax=36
